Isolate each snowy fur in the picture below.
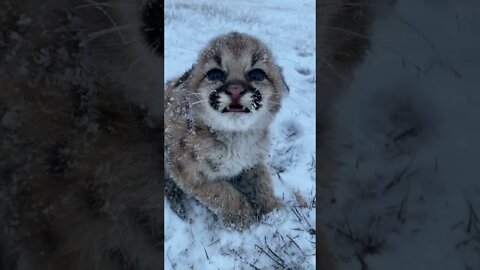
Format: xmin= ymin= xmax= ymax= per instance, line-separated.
xmin=164 ymin=32 xmax=286 ymax=228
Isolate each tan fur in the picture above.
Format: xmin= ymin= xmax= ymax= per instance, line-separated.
xmin=165 ymin=32 xmax=287 ymax=228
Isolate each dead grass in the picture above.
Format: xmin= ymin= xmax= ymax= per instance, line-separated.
xmin=165 ymin=2 xmax=260 ymax=25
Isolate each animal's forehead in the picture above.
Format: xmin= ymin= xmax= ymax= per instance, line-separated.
xmin=198 ymin=34 xmax=273 ymax=72
xmin=214 ymin=34 xmax=259 ymax=52
xmin=220 ymin=50 xmax=253 ymax=69
xmin=212 ymin=34 xmax=268 ymax=55
xmin=206 ymin=45 xmax=269 ymax=67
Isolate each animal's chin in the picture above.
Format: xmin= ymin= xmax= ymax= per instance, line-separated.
xmin=202 ymin=106 xmax=268 ymax=132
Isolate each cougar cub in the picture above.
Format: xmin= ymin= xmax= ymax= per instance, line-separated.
xmin=165 ymin=32 xmax=288 ymax=228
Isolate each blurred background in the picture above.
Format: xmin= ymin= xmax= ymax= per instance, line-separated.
xmin=324 ymin=0 xmax=480 ymax=269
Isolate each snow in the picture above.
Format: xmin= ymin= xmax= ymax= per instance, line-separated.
xmin=165 ymin=0 xmax=480 ymax=269
xmin=164 ymin=0 xmax=316 ymax=269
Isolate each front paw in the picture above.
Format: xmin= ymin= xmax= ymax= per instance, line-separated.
xmin=256 ymin=196 xmax=284 ymax=215
xmin=221 ymin=200 xmax=256 ymax=229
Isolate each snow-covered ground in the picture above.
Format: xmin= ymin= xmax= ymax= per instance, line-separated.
xmin=325 ymin=0 xmax=480 ymax=269
xmin=164 ymin=0 xmax=480 ymax=269
xmin=164 ymin=0 xmax=317 ymax=269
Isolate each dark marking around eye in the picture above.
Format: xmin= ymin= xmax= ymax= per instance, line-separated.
xmin=141 ymin=0 xmax=163 ymax=56
xmin=247 ymin=69 xmax=266 ymax=81
xmin=251 ymin=52 xmax=260 ymax=66
xmin=213 ymin=54 xmax=222 ymax=66
xmin=206 ymin=69 xmax=226 ymax=81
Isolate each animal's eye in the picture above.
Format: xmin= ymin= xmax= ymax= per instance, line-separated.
xmin=247 ymin=69 xmax=266 ymax=81
xmin=206 ymin=69 xmax=226 ymax=81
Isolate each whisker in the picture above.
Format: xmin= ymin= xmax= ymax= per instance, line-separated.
xmin=321 ymin=58 xmax=346 ymax=80
xmin=149 ymin=39 xmax=163 ymax=54
xmin=79 ymin=24 xmax=142 ymax=46
xmin=180 ymin=89 xmax=202 ymax=97
xmin=75 ymin=1 xmax=139 ymax=10
xmin=83 ymin=0 xmax=129 ymax=44
xmin=191 ymin=100 xmax=210 ymax=106
xmin=267 ymin=101 xmax=283 ymax=106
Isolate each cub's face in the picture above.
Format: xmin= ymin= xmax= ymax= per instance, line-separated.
xmin=188 ymin=32 xmax=289 ymax=132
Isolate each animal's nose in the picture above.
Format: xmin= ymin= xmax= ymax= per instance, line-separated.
xmin=226 ymin=85 xmax=244 ymax=100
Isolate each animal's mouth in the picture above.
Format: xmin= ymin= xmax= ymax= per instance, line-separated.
xmin=209 ymin=89 xmax=260 ymax=113
xmin=221 ymin=104 xmax=251 ymax=113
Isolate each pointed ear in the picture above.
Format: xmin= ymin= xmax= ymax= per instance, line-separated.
xmin=167 ymin=64 xmax=195 ymax=88
xmin=276 ymin=65 xmax=290 ymax=96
